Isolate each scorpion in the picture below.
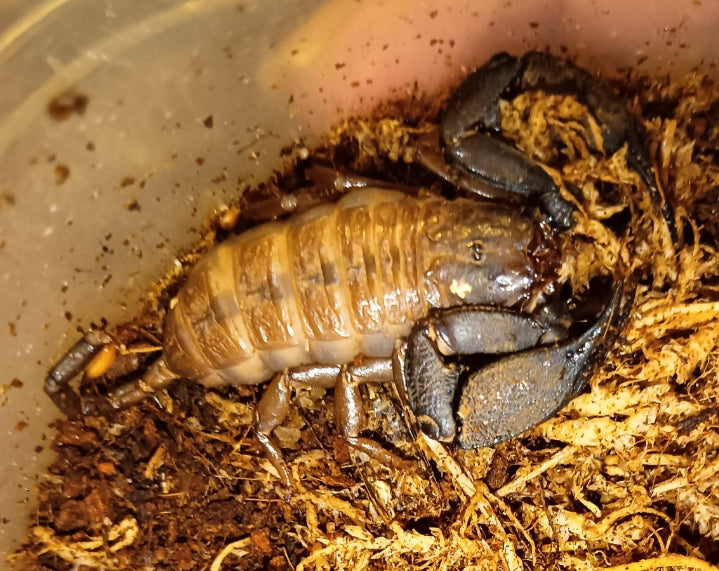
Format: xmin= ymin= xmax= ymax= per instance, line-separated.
xmin=45 ymin=52 xmax=672 ymax=487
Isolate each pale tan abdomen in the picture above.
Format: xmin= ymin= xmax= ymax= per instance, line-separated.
xmin=162 ymin=188 xmax=538 ymax=386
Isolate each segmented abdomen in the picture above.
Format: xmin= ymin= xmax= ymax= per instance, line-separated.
xmin=162 ymin=188 xmax=538 ymax=386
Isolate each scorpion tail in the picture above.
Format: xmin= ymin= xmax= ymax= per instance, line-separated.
xmin=44 ymin=330 xmax=114 ymax=417
xmin=45 ymin=330 xmax=180 ymax=417
xmin=81 ymin=357 xmax=180 ymax=414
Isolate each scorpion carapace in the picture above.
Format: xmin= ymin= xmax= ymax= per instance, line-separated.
xmin=44 ymin=51 xmax=669 ymax=487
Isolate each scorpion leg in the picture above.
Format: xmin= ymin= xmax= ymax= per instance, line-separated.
xmin=439 ymin=51 xmax=676 ymax=238
xmin=255 ymin=372 xmax=296 ymax=487
xmin=254 ymin=365 xmax=344 ymax=486
xmin=456 ymin=282 xmax=634 ymax=448
xmin=239 ymin=165 xmax=406 ymax=225
xmin=254 ymin=358 xmax=407 ymax=487
xmin=334 ymin=359 xmax=411 ymax=468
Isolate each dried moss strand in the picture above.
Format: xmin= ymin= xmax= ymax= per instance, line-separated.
xmin=210 ymin=537 xmax=252 ymax=571
xmin=631 ymin=301 xmax=719 ymax=335
xmin=419 ymin=434 xmax=476 ymax=498
xmin=600 ymin=554 xmax=719 ymax=571
xmin=497 ymin=445 xmax=578 ymax=497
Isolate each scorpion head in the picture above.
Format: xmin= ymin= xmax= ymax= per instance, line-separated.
xmin=419 ymin=197 xmax=558 ymax=311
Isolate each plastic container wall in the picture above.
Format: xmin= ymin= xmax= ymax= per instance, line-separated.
xmin=2 ymin=0 xmax=718 ymax=559
xmin=0 ymin=0 xmax=326 ymax=557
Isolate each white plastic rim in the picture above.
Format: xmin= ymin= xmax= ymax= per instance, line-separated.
xmin=1 ymin=0 xmax=717 ymax=559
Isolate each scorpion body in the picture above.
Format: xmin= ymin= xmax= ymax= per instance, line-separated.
xmin=164 ymin=189 xmax=550 ymax=388
xmin=45 ymin=51 xmax=668 ymax=487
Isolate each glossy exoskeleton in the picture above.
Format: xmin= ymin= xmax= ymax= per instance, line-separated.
xmin=46 ymin=52 xmax=672 ymax=486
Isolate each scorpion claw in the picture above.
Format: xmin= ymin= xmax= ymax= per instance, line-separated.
xmin=443 ymin=132 xmax=576 ymax=228
xmin=440 ymin=51 xmax=677 ymax=240
xmin=456 ymin=281 xmax=633 ymax=448
xmin=400 ymin=305 xmax=555 ymax=443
